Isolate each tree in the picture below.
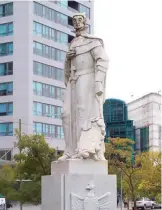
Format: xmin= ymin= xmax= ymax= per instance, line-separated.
xmin=0 ymin=165 xmax=17 ymax=200
xmin=13 ymin=130 xmax=57 ymax=205
xmin=137 ymin=151 xmax=161 ymax=203
xmin=105 ymin=138 xmax=141 ymax=210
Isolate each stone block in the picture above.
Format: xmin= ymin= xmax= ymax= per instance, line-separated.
xmin=51 ymin=159 xmax=108 ymax=175
xmin=42 ymin=160 xmax=116 ymax=210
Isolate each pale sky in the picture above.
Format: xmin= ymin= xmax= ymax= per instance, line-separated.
xmin=94 ymin=0 xmax=162 ymax=103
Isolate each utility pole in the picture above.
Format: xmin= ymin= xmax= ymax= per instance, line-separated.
xmin=19 ymin=119 xmax=22 ymax=210
xmin=55 ymin=146 xmax=58 ymax=159
xmin=121 ymin=171 xmax=123 ymax=210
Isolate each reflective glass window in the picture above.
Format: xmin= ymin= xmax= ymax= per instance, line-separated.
xmin=33 ymin=2 xmax=68 ymax=27
xmin=0 ymin=24 xmax=7 ymax=36
xmin=79 ymin=4 xmax=90 ymax=18
xmin=8 ymin=103 xmax=13 ymax=115
xmin=36 ymin=123 xmax=42 ymax=134
xmin=0 ymin=123 xmax=13 ymax=136
xmin=8 ymin=42 xmax=13 ymax=54
xmin=8 ymin=23 xmax=13 ymax=35
xmin=0 ymin=3 xmax=13 ymax=18
xmin=0 ymin=64 xmax=5 ymax=75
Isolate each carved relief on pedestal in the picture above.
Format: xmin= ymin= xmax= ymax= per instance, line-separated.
xmin=70 ymin=181 xmax=111 ymax=210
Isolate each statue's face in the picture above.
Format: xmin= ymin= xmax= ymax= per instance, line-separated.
xmin=72 ymin=15 xmax=85 ymax=30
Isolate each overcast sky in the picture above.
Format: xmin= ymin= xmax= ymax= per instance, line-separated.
xmin=94 ymin=0 xmax=162 ymax=102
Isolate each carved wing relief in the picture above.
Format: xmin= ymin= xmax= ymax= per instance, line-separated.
xmin=98 ymin=192 xmax=111 ymax=210
xmin=70 ymin=193 xmax=84 ymax=210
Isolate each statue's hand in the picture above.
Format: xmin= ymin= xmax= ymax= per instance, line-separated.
xmin=66 ymin=49 xmax=76 ymax=60
xmin=95 ymin=82 xmax=103 ymax=96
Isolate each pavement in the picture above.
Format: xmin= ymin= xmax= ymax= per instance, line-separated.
xmin=10 ymin=204 xmax=127 ymax=210
xmin=9 ymin=204 xmax=40 ymax=210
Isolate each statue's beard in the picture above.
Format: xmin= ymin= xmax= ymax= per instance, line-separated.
xmin=75 ymin=26 xmax=85 ymax=31
xmin=71 ymin=24 xmax=88 ymax=36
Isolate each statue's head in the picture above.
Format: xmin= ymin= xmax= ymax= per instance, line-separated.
xmin=72 ymin=13 xmax=86 ymax=31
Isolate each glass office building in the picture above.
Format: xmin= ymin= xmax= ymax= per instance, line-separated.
xmin=103 ymin=99 xmax=135 ymax=142
xmin=0 ymin=1 xmax=94 ymax=159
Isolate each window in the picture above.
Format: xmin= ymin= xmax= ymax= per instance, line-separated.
xmin=34 ymin=63 xmax=63 ymax=82
xmin=56 ymin=67 xmax=64 ymax=81
xmin=56 ymin=126 xmax=64 ymax=139
xmin=0 ymin=62 xmax=13 ymax=76
xmin=33 ymin=122 xmax=64 ymax=138
xmin=33 ymin=81 xmax=63 ymax=100
xmin=0 ymin=3 xmax=13 ymax=18
xmin=68 ymin=1 xmax=79 ymax=11
xmin=33 ymin=102 xmax=42 ymax=116
xmin=33 ymin=41 xmax=66 ymax=62
xmin=33 ymin=2 xmax=68 ymax=26
xmin=0 ymin=123 xmax=13 ymax=136
xmin=0 ymin=150 xmax=12 ymax=160
xmin=56 ymin=49 xmax=66 ymax=61
xmin=33 ymin=21 xmax=42 ymax=36
xmin=53 ymin=0 xmax=68 ymax=8
xmin=79 ymin=4 xmax=90 ymax=19
xmin=57 ymin=31 xmax=68 ymax=44
xmin=59 ymin=13 xmax=68 ymax=26
xmin=0 ymin=102 xmax=13 ymax=116
xmin=33 ymin=42 xmax=42 ymax=56
xmin=33 ymin=122 xmax=42 ymax=134
xmin=33 ymin=61 xmax=42 ymax=76
xmin=0 ymin=42 xmax=13 ymax=56
xmin=0 ymin=82 xmax=13 ymax=96
xmin=33 ymin=101 xmax=62 ymax=118
xmin=140 ymin=127 xmax=149 ymax=152
xmin=0 ymin=22 xmax=13 ymax=36
xmin=33 ymin=81 xmax=42 ymax=96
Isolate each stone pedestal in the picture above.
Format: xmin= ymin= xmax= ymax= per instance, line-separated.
xmin=41 ymin=160 xmax=117 ymax=210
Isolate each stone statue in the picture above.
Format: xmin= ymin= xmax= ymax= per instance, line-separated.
xmin=58 ymin=13 xmax=109 ymax=161
xmin=71 ymin=180 xmax=111 ymax=210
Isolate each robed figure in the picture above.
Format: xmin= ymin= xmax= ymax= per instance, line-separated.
xmin=59 ymin=13 xmax=109 ymax=161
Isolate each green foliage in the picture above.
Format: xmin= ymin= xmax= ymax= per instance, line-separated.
xmin=13 ymin=130 xmax=57 ymax=204
xmin=14 ymin=130 xmax=56 ymax=179
xmin=105 ymin=138 xmax=140 ymax=209
xmin=136 ymin=152 xmax=161 ymax=202
xmin=105 ymin=138 xmax=161 ymax=206
xmin=0 ymin=130 xmax=57 ymax=205
xmin=0 ymin=165 xmax=16 ymax=199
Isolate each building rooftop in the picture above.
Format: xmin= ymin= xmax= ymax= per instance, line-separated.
xmin=104 ymin=98 xmax=126 ymax=104
xmin=127 ymin=92 xmax=162 ymax=105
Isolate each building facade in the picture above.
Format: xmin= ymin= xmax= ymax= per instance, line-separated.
xmin=103 ymin=99 xmax=134 ymax=142
xmin=0 ymin=1 xmax=94 ymax=159
xmin=127 ymin=93 xmax=162 ymax=152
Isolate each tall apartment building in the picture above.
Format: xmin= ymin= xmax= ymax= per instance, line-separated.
xmin=128 ymin=93 xmax=162 ymax=152
xmin=0 ymin=1 xmax=94 ymax=160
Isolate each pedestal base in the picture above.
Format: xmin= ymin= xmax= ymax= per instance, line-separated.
xmin=41 ymin=160 xmax=117 ymax=210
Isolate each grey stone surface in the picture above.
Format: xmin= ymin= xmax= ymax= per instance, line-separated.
xmin=51 ymin=159 xmax=108 ymax=175
xmin=42 ymin=173 xmax=116 ymax=210
xmin=41 ymin=175 xmax=63 ymax=210
xmin=65 ymin=174 xmax=116 ymax=210
xmin=42 ymin=160 xmax=117 ymax=210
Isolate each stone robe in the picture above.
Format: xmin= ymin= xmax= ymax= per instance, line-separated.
xmin=62 ymin=33 xmax=108 ymax=160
